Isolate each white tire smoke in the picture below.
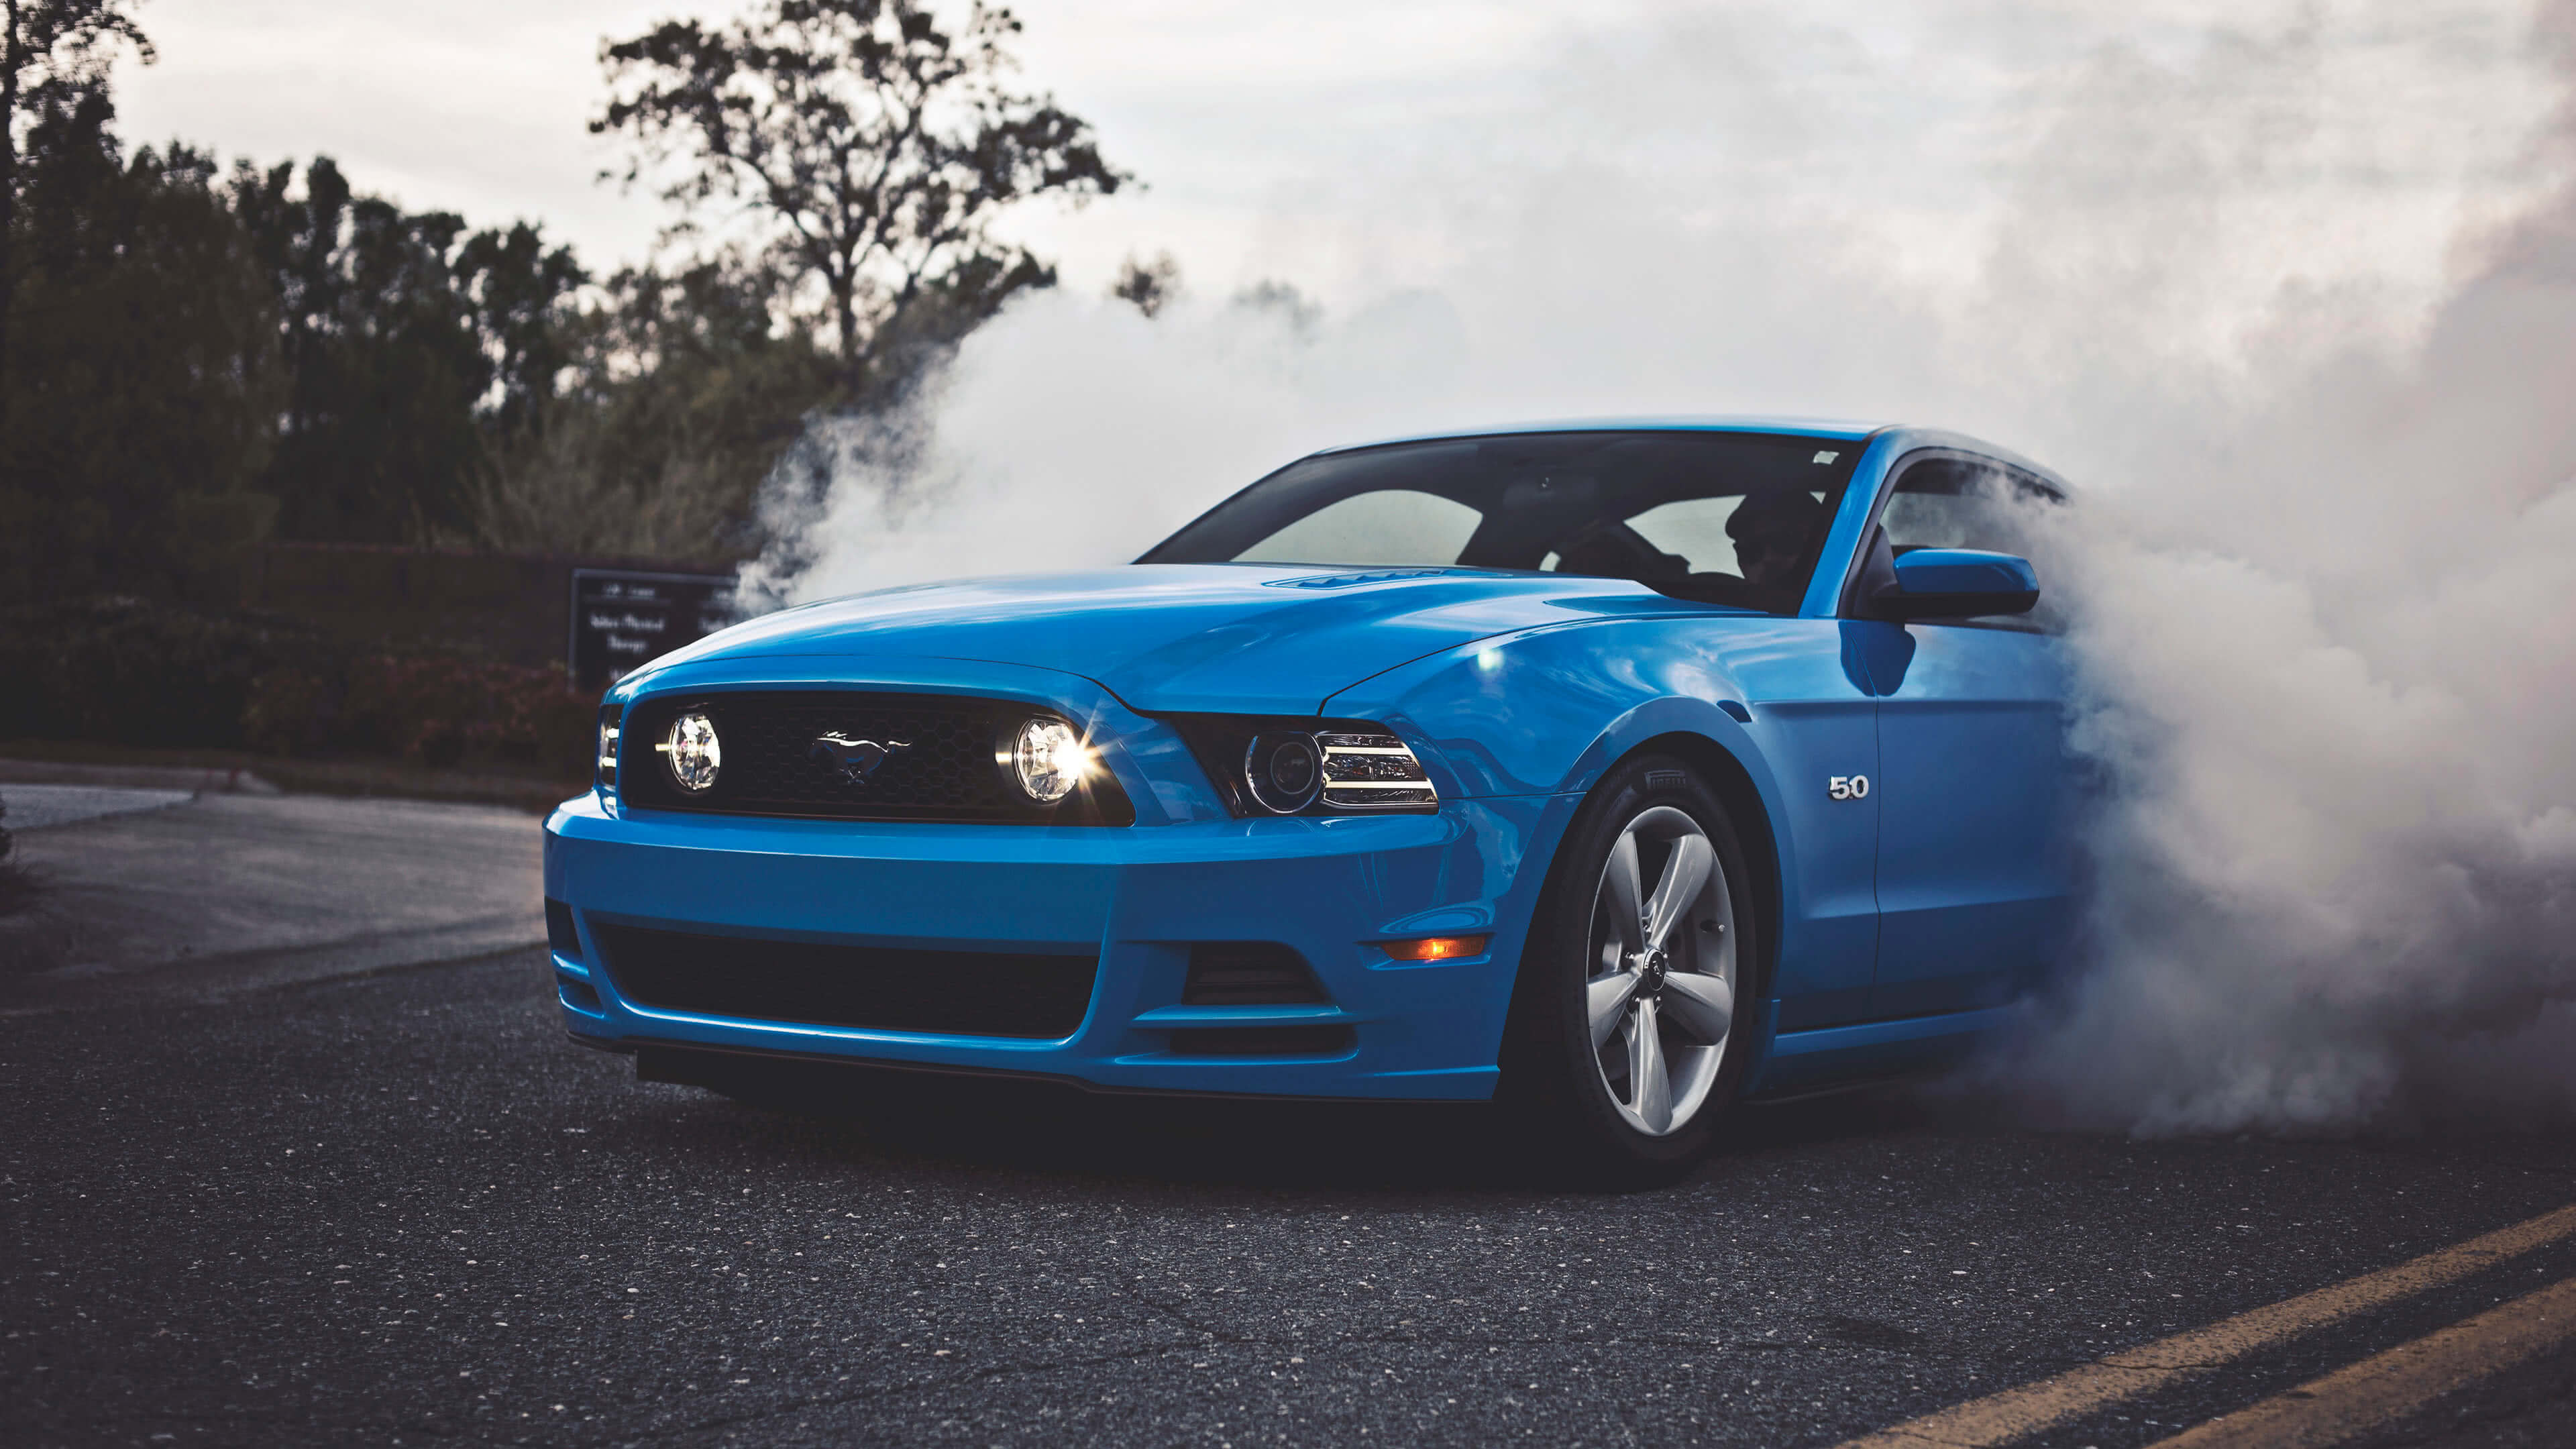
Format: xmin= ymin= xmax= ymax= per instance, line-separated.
xmin=749 ymin=0 xmax=2576 ymax=1132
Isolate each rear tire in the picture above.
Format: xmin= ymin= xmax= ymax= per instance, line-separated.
xmin=1501 ymin=753 xmax=1762 ymax=1189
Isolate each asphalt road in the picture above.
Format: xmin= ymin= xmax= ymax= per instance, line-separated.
xmin=0 ymin=789 xmax=542 ymax=990
xmin=9 ymin=944 xmax=2576 ymax=1448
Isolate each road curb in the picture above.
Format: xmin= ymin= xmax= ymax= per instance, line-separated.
xmin=0 ymin=758 xmax=280 ymax=794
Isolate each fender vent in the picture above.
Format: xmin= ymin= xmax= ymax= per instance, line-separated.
xmin=545 ymin=899 xmax=582 ymax=960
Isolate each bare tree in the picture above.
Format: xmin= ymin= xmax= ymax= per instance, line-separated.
xmin=595 ymin=0 xmax=1127 ymax=394
xmin=2 ymin=0 xmax=152 ymax=397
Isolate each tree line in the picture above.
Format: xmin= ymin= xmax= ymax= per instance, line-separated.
xmin=0 ymin=0 xmax=1127 ymax=606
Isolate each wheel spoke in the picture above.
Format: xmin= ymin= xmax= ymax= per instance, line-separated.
xmin=1601 ymin=831 xmax=1646 ymax=953
xmin=1660 ymin=970 xmax=1733 ymax=1043
xmin=1630 ymin=998 xmax=1672 ymax=1134
xmin=1645 ymin=833 xmax=1714 ymax=951
xmin=1587 ymin=971 xmax=1638 ymax=1048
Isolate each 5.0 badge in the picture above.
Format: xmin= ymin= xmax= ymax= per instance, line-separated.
xmin=1828 ymin=775 xmax=1871 ymax=801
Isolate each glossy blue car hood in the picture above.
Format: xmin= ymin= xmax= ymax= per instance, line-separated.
xmin=640 ymin=564 xmax=1748 ymax=715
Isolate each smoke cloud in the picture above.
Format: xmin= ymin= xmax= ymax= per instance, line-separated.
xmin=752 ymin=0 xmax=2576 ymax=1132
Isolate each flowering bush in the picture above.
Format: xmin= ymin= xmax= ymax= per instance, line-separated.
xmin=329 ymin=654 xmax=590 ymax=768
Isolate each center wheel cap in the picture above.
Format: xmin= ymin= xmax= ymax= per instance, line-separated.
xmin=1637 ymin=949 xmax=1670 ymax=994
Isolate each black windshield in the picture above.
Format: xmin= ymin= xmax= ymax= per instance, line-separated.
xmin=1139 ymin=429 xmax=1865 ymax=613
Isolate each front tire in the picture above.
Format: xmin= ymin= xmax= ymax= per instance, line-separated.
xmin=1503 ymin=754 xmax=1761 ymax=1187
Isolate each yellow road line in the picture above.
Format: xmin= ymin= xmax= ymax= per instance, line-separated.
xmin=2145 ymin=1273 xmax=2576 ymax=1448
xmin=1835 ymin=1202 xmax=2576 ymax=1448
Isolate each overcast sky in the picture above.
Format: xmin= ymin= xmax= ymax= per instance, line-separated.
xmin=115 ymin=1 xmax=2560 ymax=313
xmin=115 ymin=1 xmax=1610 ymax=292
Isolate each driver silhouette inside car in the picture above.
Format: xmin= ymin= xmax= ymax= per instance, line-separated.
xmin=1544 ymin=486 xmax=1829 ymax=596
xmin=1726 ymin=488 xmax=1828 ymax=590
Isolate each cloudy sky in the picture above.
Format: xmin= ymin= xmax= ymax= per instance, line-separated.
xmin=115 ymin=1 xmax=2562 ymax=315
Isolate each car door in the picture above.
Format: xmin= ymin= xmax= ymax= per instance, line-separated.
xmin=1851 ymin=453 xmax=2074 ymax=1018
xmin=1605 ymin=488 xmax=1886 ymax=1031
xmin=1716 ymin=620 xmax=1885 ymax=1030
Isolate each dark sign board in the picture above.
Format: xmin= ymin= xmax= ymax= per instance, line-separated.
xmin=570 ymin=568 xmax=737 ymax=690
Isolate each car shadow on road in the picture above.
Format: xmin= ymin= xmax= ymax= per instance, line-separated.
xmin=701 ymin=1079 xmax=1540 ymax=1193
xmin=622 ymin=1062 xmax=1960 ymax=1196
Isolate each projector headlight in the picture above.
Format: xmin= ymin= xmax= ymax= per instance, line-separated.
xmin=1012 ymin=717 xmax=1093 ymax=803
xmin=660 ymin=709 xmax=721 ymax=793
xmin=1169 ymin=716 xmax=1440 ymax=816
xmin=1243 ymin=732 xmax=1324 ymax=814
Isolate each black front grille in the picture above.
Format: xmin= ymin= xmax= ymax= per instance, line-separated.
xmin=618 ymin=690 xmax=1132 ymax=824
xmin=596 ymin=923 xmax=1098 ymax=1039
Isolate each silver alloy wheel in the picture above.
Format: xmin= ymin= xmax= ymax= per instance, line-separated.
xmin=1583 ymin=804 xmax=1737 ymax=1136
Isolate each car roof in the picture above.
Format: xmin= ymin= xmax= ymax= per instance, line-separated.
xmin=1306 ymin=417 xmax=2072 ymax=495
xmin=1308 ymin=416 xmax=1888 ymax=454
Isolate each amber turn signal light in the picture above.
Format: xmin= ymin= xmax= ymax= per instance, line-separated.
xmin=1379 ymin=935 xmax=1491 ymax=962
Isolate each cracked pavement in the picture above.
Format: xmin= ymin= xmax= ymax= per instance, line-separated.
xmin=7 ymin=949 xmax=2576 ymax=1446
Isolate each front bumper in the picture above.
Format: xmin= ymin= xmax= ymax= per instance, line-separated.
xmin=542 ymin=791 xmax=1567 ymax=1101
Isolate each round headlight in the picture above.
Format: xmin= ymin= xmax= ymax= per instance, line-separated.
xmin=1013 ymin=717 xmax=1091 ymax=803
xmin=664 ymin=710 xmax=721 ymax=793
xmin=1243 ymin=732 xmax=1323 ymax=814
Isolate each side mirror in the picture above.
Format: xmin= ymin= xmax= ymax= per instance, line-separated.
xmin=1870 ymin=547 xmax=2039 ymax=621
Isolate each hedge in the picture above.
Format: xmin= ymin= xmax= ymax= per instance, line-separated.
xmin=0 ymin=596 xmax=591 ymax=772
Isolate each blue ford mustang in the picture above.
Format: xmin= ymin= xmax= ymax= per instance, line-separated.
xmin=544 ymin=419 xmax=2072 ymax=1181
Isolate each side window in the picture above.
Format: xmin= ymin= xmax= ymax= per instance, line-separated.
xmin=1882 ymin=464 xmax=2019 ymax=553
xmin=1879 ymin=459 xmax=2064 ymax=631
xmin=1234 ymin=488 xmax=1481 ymax=567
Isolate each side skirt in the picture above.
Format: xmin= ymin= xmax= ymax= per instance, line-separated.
xmin=570 ymin=1031 xmax=1491 ymax=1110
xmin=1742 ymin=1004 xmax=2018 ymax=1099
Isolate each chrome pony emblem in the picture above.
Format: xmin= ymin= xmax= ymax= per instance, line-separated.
xmin=809 ymin=733 xmax=910 ymax=784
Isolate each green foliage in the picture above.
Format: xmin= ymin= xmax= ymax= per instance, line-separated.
xmin=0 ymin=0 xmax=1135 ymax=606
xmin=468 ymin=257 xmax=835 ymax=558
xmin=595 ymin=0 xmax=1122 ymax=394
xmin=229 ymin=156 xmax=588 ymax=545
xmin=457 ymin=221 xmax=588 ymax=440
xmin=0 ymin=89 xmax=285 ymax=604
xmin=2 ymin=0 xmax=150 ymax=123
xmin=3 ymin=0 xmax=156 ymax=368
